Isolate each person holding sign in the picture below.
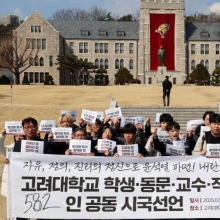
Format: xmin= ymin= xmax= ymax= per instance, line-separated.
xmin=193 ymin=113 xmax=220 ymax=156
xmin=151 ymin=121 xmax=192 ymax=156
xmin=113 ymin=123 xmax=147 ymax=157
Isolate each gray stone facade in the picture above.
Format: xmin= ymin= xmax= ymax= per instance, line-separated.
xmin=0 ymin=14 xmax=20 ymax=27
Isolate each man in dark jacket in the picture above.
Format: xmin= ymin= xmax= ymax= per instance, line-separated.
xmin=162 ymin=76 xmax=172 ymax=106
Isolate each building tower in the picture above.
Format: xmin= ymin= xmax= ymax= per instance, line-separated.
xmin=138 ymin=0 xmax=186 ymax=85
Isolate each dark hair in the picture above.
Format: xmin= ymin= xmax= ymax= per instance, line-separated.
xmin=209 ymin=113 xmax=220 ymax=124
xmin=202 ymin=111 xmax=215 ymax=121
xmin=122 ymin=123 xmax=136 ymax=134
xmin=95 ymin=118 xmax=102 ymax=125
xmin=72 ymin=127 xmax=86 ymax=136
xmin=160 ymin=113 xmax=173 ymax=123
xmin=166 ymin=121 xmax=180 ymax=132
xmin=22 ymin=117 xmax=38 ymax=127
xmin=99 ymin=126 xmax=116 ymax=141
xmin=165 ymin=76 xmax=169 ymax=80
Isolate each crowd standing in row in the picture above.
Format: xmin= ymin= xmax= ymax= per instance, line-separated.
xmin=1 ymin=110 xmax=220 ymax=220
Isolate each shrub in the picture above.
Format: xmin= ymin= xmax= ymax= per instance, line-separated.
xmin=128 ymin=79 xmax=141 ymax=84
xmin=0 ymin=75 xmax=10 ymax=84
xmin=115 ymin=68 xmax=133 ymax=85
xmin=44 ymin=75 xmax=54 ymax=85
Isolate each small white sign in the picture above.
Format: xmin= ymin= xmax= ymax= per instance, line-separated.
xmin=120 ymin=116 xmax=145 ymax=128
xmin=105 ymin=107 xmax=122 ymax=119
xmin=97 ymin=139 xmax=116 ymax=153
xmin=200 ymin=126 xmax=211 ymax=137
xmin=173 ymin=140 xmax=185 ymax=147
xmin=155 ymin=113 xmax=162 ymax=124
xmin=69 ymin=140 xmax=91 ymax=155
xmin=21 ymin=140 xmax=44 ymax=154
xmin=207 ymin=144 xmax=220 ymax=158
xmin=93 ymin=111 xmax=104 ymax=121
xmin=81 ymin=109 xmax=98 ymax=124
xmin=61 ymin=110 xmax=77 ymax=122
xmin=5 ymin=121 xmax=24 ymax=135
xmin=186 ymin=119 xmax=204 ymax=130
xmin=117 ymin=144 xmax=139 ymax=157
xmin=157 ymin=130 xmax=171 ymax=143
xmin=166 ymin=144 xmax=185 ymax=156
xmin=52 ymin=127 xmax=72 ymax=142
xmin=39 ymin=120 xmax=56 ymax=133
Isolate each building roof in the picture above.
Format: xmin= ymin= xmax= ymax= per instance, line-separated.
xmin=48 ymin=20 xmax=139 ymax=40
xmin=186 ymin=22 xmax=220 ymax=41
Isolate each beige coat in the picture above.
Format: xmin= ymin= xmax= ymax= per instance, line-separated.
xmin=192 ymin=135 xmax=206 ymax=156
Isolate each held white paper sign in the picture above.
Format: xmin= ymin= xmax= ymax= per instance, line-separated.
xmin=81 ymin=109 xmax=98 ymax=124
xmin=187 ymin=120 xmax=204 ymax=130
xmin=69 ymin=140 xmax=91 ymax=155
xmin=51 ymin=127 xmax=72 ymax=142
xmin=21 ymin=140 xmax=44 ymax=154
xmin=117 ymin=144 xmax=139 ymax=157
xmin=105 ymin=107 xmax=122 ymax=119
xmin=135 ymin=116 xmax=145 ymax=125
xmin=120 ymin=116 xmax=145 ymax=128
xmin=157 ymin=130 xmax=171 ymax=143
xmin=5 ymin=121 xmax=24 ymax=135
xmin=97 ymin=139 xmax=116 ymax=153
xmin=200 ymin=126 xmax=211 ymax=137
xmin=166 ymin=144 xmax=185 ymax=156
xmin=207 ymin=144 xmax=220 ymax=158
xmin=93 ymin=111 xmax=104 ymax=121
xmin=61 ymin=110 xmax=77 ymax=122
xmin=39 ymin=120 xmax=56 ymax=133
xmin=173 ymin=140 xmax=185 ymax=147
xmin=155 ymin=113 xmax=162 ymax=124
xmin=8 ymin=154 xmax=220 ymax=219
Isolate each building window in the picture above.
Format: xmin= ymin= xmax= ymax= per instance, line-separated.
xmin=115 ymin=43 xmax=124 ymax=54
xmin=104 ymin=43 xmax=108 ymax=53
xmin=205 ymin=44 xmax=209 ymax=54
xmin=216 ymin=44 xmax=219 ymax=55
xmin=200 ymin=44 xmax=204 ymax=54
xmin=37 ymin=39 xmax=41 ymax=49
xmin=32 ymin=39 xmax=36 ymax=49
xmin=95 ymin=43 xmax=99 ymax=53
xmin=200 ymin=60 xmax=204 ymax=66
xmin=115 ymin=59 xmax=119 ymax=69
xmin=24 ymin=72 xmax=28 ymax=81
xmin=49 ymin=56 xmax=53 ymax=66
xmin=79 ymin=42 xmax=88 ymax=53
xmin=30 ymin=72 xmax=33 ymax=83
xmin=31 ymin=26 xmax=41 ymax=33
xmin=120 ymin=59 xmax=124 ymax=68
xmin=148 ymin=77 xmax=152 ymax=84
xmin=80 ymin=30 xmax=89 ymax=36
xmin=40 ymin=72 xmax=44 ymax=83
xmin=38 ymin=26 xmax=41 ymax=33
xmin=129 ymin=43 xmax=134 ymax=54
xmin=216 ymin=60 xmax=220 ymax=69
xmin=31 ymin=26 xmax=34 ymax=33
xmin=34 ymin=56 xmax=39 ymax=66
xmin=200 ymin=30 xmax=210 ymax=39
xmin=99 ymin=31 xmax=106 ymax=36
xmin=120 ymin=43 xmax=124 ymax=53
xmin=100 ymin=59 xmax=104 ymax=69
xmin=117 ymin=31 xmax=125 ymax=37
xmin=29 ymin=57 xmax=34 ymax=66
xmin=191 ymin=44 xmax=195 ymax=54
xmin=42 ymin=39 xmax=46 ymax=50
xmin=100 ymin=43 xmax=104 ymax=53
xmin=26 ymin=38 xmax=31 ymax=49
xmin=173 ymin=78 xmax=176 ymax=84
xmin=70 ymin=42 xmax=74 ymax=54
xmin=205 ymin=60 xmax=209 ymax=70
xmin=35 ymin=72 xmax=39 ymax=83
xmin=129 ymin=59 xmax=133 ymax=69
xmin=105 ymin=59 xmax=109 ymax=69
xmin=115 ymin=43 xmax=119 ymax=53
xmin=191 ymin=60 xmax=195 ymax=70
xmin=95 ymin=59 xmax=99 ymax=68
xmin=40 ymin=57 xmax=44 ymax=66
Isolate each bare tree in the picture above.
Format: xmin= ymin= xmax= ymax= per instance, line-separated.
xmin=0 ymin=31 xmax=39 ymax=84
xmin=132 ymin=9 xmax=140 ymax=21
xmin=88 ymin=6 xmax=108 ymax=21
xmin=208 ymin=12 xmax=220 ymax=22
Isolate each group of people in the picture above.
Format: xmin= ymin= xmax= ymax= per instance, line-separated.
xmin=1 ymin=109 xmax=220 ymax=220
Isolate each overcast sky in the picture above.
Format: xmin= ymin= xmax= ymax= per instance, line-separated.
xmin=0 ymin=0 xmax=220 ymax=20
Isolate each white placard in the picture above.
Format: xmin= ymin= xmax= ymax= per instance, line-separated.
xmin=135 ymin=116 xmax=145 ymax=125
xmin=51 ymin=127 xmax=72 ymax=142
xmin=69 ymin=140 xmax=91 ymax=155
xmin=117 ymin=144 xmax=139 ymax=157
xmin=97 ymin=139 xmax=116 ymax=153
xmin=39 ymin=120 xmax=56 ymax=133
xmin=166 ymin=144 xmax=185 ymax=156
xmin=157 ymin=130 xmax=171 ymax=143
xmin=173 ymin=140 xmax=185 ymax=147
xmin=21 ymin=140 xmax=44 ymax=154
xmin=93 ymin=111 xmax=104 ymax=121
xmin=200 ymin=126 xmax=211 ymax=137
xmin=155 ymin=113 xmax=162 ymax=124
xmin=8 ymin=153 xmax=220 ymax=219
xmin=105 ymin=107 xmax=122 ymax=119
xmin=81 ymin=109 xmax=98 ymax=124
xmin=120 ymin=116 xmax=145 ymax=128
xmin=187 ymin=120 xmax=204 ymax=130
xmin=207 ymin=144 xmax=220 ymax=158
xmin=61 ymin=110 xmax=77 ymax=122
xmin=5 ymin=121 xmax=24 ymax=135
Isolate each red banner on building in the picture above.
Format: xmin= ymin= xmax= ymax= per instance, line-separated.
xmin=150 ymin=14 xmax=175 ymax=71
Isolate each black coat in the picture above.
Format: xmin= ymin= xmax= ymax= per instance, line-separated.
xmin=162 ymin=79 xmax=172 ymax=93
